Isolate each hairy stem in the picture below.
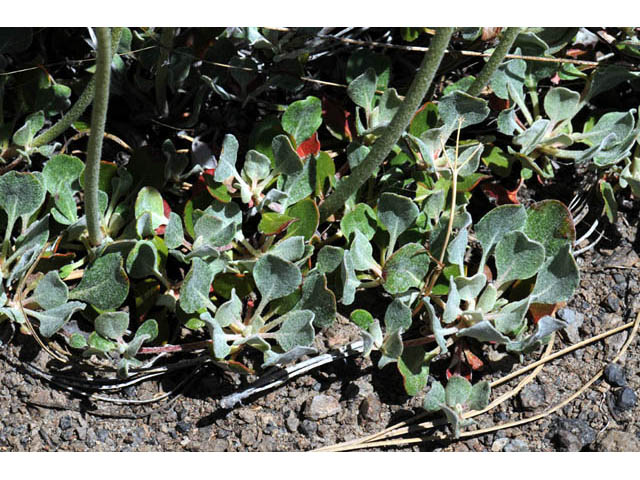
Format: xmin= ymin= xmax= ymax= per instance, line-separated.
xmin=85 ymin=27 xmax=112 ymax=246
xmin=467 ymin=27 xmax=522 ymax=97
xmin=318 ymin=27 xmax=454 ymax=222
xmin=31 ymin=27 xmax=123 ymax=148
xmin=155 ymin=27 xmax=176 ymax=118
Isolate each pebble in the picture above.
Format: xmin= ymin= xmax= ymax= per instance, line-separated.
xmin=304 ymin=394 xmax=341 ymax=420
xmin=299 ymin=420 xmax=318 ymax=437
xmin=240 ymin=428 xmax=257 ymax=447
xmin=358 ymin=394 xmax=382 ymax=422
xmin=503 ymin=439 xmax=530 ymax=452
xmin=615 ymin=387 xmax=638 ymax=412
xmin=238 ymin=409 xmax=256 ymax=424
xmin=519 ymin=384 xmax=546 ymax=410
xmin=96 ymin=429 xmax=109 ymax=443
xmin=603 ymin=363 xmax=627 ymax=387
xmin=558 ymin=308 xmax=584 ymax=343
xmin=597 ymin=430 xmax=640 ymax=452
xmin=553 ymin=418 xmax=596 ymax=452
xmin=604 ymin=295 xmax=620 ymax=313
xmin=59 ymin=415 xmax=73 ymax=430
xmin=285 ymin=413 xmax=299 ymax=433
xmin=176 ymin=421 xmax=191 ymax=434
xmin=491 ymin=437 xmax=509 ymax=452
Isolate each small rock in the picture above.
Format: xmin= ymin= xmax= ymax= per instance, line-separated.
xmin=615 ymin=387 xmax=637 ymax=412
xmin=558 ymin=308 xmax=584 ymax=343
xmin=59 ymin=415 xmax=73 ymax=430
xmin=553 ymin=418 xmax=595 ymax=451
xmin=604 ymin=295 xmax=620 ymax=313
xmin=238 ymin=409 xmax=256 ymax=424
xmin=519 ymin=384 xmax=546 ymax=410
xmin=503 ymin=439 xmax=530 ymax=452
xmin=299 ymin=420 xmax=318 ymax=437
xmin=285 ymin=413 xmax=300 ymax=433
xmin=603 ymin=363 xmax=627 ymax=387
xmin=358 ymin=394 xmax=382 ymax=422
xmin=597 ymin=430 xmax=640 ymax=452
xmin=304 ymin=394 xmax=341 ymax=420
xmin=240 ymin=428 xmax=257 ymax=447
xmin=176 ymin=421 xmax=191 ymax=434
xmin=96 ymin=429 xmax=109 ymax=443
xmin=217 ymin=428 xmax=231 ymax=439
xmin=491 ymin=437 xmax=509 ymax=452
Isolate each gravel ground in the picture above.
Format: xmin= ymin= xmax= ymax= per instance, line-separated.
xmin=1 ymin=192 xmax=639 ymax=452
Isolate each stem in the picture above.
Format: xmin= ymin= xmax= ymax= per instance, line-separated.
xmin=155 ymin=27 xmax=176 ymax=118
xmin=467 ymin=27 xmax=522 ymax=97
xmin=85 ymin=27 xmax=112 ymax=246
xmin=318 ymin=27 xmax=454 ymax=222
xmin=32 ymin=28 xmax=123 ymax=148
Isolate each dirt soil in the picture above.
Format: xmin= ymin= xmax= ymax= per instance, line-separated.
xmin=1 ymin=185 xmax=639 ymax=452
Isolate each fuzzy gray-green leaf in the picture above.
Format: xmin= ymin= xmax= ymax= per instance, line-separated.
xmin=276 ymin=310 xmax=315 ymax=351
xmin=494 ymin=296 xmax=531 ymax=335
xmin=495 ymin=231 xmax=545 ymax=284
xmin=445 ymin=376 xmax=472 ymax=408
xmin=69 ymin=253 xmax=129 ymax=310
xmin=384 ymin=298 xmax=412 ymax=333
xmin=382 ymin=243 xmax=430 ymax=295
xmin=272 ymin=135 xmax=303 ymax=175
xmin=438 ymin=91 xmax=490 ymax=129
xmin=347 ymin=68 xmax=377 ymax=112
xmin=423 ymin=381 xmax=445 ymax=411
xmin=531 ymin=244 xmax=579 ymax=304
xmin=544 ymin=87 xmax=580 ymax=123
xmin=475 ymin=204 xmax=527 ymax=264
xmin=32 ymin=301 xmax=85 ymax=338
xmin=294 ymin=272 xmax=336 ymax=328
xmin=33 ymin=271 xmax=68 ymax=310
xmin=95 ymin=311 xmax=129 ymax=340
xmin=179 ymin=258 xmax=215 ymax=313
xmin=281 ymin=96 xmax=323 ymax=145
xmin=317 ymin=246 xmax=344 ymax=273
xmin=254 ymin=254 xmax=302 ymax=302
xmin=164 ymin=212 xmax=184 ymax=249
xmin=378 ymin=192 xmax=419 ymax=252
xmin=214 ymin=134 xmax=239 ymax=182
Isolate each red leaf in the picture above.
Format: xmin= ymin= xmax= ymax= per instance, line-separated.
xmin=296 ymin=131 xmax=321 ymax=158
xmin=322 ymin=96 xmax=352 ymax=141
xmin=529 ymin=303 xmax=562 ymax=324
xmin=481 ymin=178 xmax=523 ymax=205
xmin=463 ymin=349 xmax=484 ymax=371
xmin=488 ymin=94 xmax=510 ymax=112
xmin=192 ymin=168 xmax=216 ymax=197
xmin=154 ymin=199 xmax=173 ymax=235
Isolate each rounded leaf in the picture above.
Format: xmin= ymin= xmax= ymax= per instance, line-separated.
xmin=254 ymin=254 xmax=302 ymax=302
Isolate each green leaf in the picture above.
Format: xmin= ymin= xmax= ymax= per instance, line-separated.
xmin=454 ymin=273 xmax=486 ymax=302
xmin=585 ymin=65 xmax=640 ymax=103
xmin=514 ymin=118 xmax=551 ymax=155
xmin=87 ymin=331 xmax=117 ymax=353
xmin=315 ymin=151 xmax=335 ymax=196
xmin=456 ymin=143 xmax=484 ymax=177
xmin=94 ymin=311 xmax=129 ymax=340
xmin=524 ymin=200 xmax=576 ymax=260
xmin=351 ymin=230 xmax=377 ymax=271
xmin=341 ymin=250 xmax=359 ymax=305
xmin=276 ymin=310 xmax=315 ymax=351
xmin=194 ymin=201 xmax=241 ymax=247
xmin=211 ymin=321 xmax=231 ymax=359
xmin=531 ymin=244 xmax=579 ymax=304
xmin=384 ymin=298 xmax=412 ymax=333
xmin=495 ymin=231 xmax=545 ymax=284
xmin=347 ymin=68 xmax=377 ymax=112
xmin=32 ymin=271 xmax=68 ymax=310
xmin=317 ymin=246 xmax=344 ymax=274
xmin=600 ymin=180 xmax=618 ymax=223
xmin=0 ymin=171 xmax=46 ymax=229
xmin=258 ymin=212 xmax=296 ymax=236
xmin=495 ymin=297 xmax=531 ymax=335
xmin=69 ymin=253 xmax=130 ymax=310
xmin=377 ymin=192 xmax=419 ymax=253
xmin=165 ymin=212 xmax=184 ymax=249
xmin=214 ymin=288 xmax=242 ymax=327
xmin=269 ymin=236 xmax=306 ymax=262
xmin=543 ymin=87 xmax=580 ymax=124
xmin=242 ymin=150 xmax=271 ymax=182
xmin=69 ymin=333 xmax=87 ymax=349
xmin=214 ymin=134 xmax=239 ymax=182
xmin=379 ymin=329 xmax=404 ymax=365
xmin=134 ymin=186 xmax=168 ymax=230
xmin=497 ymin=107 xmax=520 ymax=137
xmin=423 ymin=381 xmax=446 ymax=411
xmin=397 ymin=346 xmax=430 ymax=396
xmin=370 ymin=88 xmax=402 ymax=129
xmin=282 ymin=96 xmax=323 ymax=145
xmin=179 ymin=258 xmax=215 ymax=313
xmin=254 ymin=254 xmax=302 ymax=302
xmin=475 ymin=204 xmax=527 ymax=265
xmin=341 ymin=203 xmax=377 ymax=241
xmin=445 ymin=376 xmax=472 ymax=408
xmin=491 ymin=58 xmax=527 ymax=101
xmin=126 ymin=240 xmax=159 ymax=279
xmin=350 ymin=309 xmax=373 ymax=330
xmin=133 ymin=318 xmax=158 ymax=344
xmin=42 ymin=154 xmax=84 ymax=194
xmin=13 ymin=111 xmax=44 ymax=146
xmin=438 ymin=91 xmax=490 ymax=129
xmin=272 ymin=135 xmax=303 ymax=175
xmin=382 ymin=243 xmax=430 ymax=295
xmin=285 ymin=198 xmax=319 ymax=241
xmin=458 ymin=319 xmax=511 ymax=344
xmin=468 ymin=381 xmax=491 ymax=411
xmin=294 ymin=272 xmax=336 ymax=328
xmin=31 ymin=301 xmax=85 ymax=338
